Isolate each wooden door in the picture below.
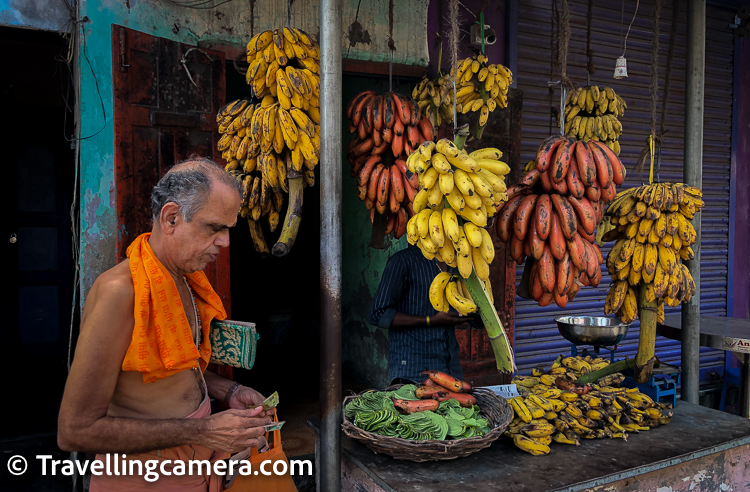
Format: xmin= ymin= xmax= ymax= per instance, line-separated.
xmin=112 ymin=25 xmax=231 ymax=313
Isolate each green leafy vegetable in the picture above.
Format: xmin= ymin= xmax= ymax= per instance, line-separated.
xmin=347 ymin=389 xmax=489 ymax=441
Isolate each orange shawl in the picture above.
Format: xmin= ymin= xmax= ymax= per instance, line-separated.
xmin=122 ymin=233 xmax=226 ymax=383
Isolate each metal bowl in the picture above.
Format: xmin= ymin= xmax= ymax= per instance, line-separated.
xmin=555 ymin=316 xmax=630 ymax=346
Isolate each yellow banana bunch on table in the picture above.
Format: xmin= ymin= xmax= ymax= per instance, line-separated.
xmin=601 ymin=182 xmax=704 ymax=322
xmin=562 ymin=86 xmax=626 ymax=155
xmin=505 ymin=355 xmax=674 ymax=455
xmin=214 ymin=27 xmax=322 ymax=256
xmin=407 ymin=139 xmax=509 ymax=285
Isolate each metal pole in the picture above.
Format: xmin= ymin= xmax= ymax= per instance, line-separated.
xmin=319 ymin=0 xmax=343 ymax=489
xmin=742 ymin=354 xmax=750 ymax=418
xmin=681 ymin=0 xmax=705 ymax=405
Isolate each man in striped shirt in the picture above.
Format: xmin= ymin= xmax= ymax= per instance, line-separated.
xmin=369 ymin=245 xmax=468 ymax=384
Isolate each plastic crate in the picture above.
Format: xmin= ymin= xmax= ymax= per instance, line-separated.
xmin=621 ymin=363 xmax=681 ymax=406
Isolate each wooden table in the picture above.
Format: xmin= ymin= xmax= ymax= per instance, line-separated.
xmin=657 ymin=314 xmax=750 ymax=417
xmin=310 ymin=402 xmax=750 ymax=491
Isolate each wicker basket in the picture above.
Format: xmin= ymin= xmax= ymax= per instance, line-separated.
xmin=341 ymin=385 xmax=513 ymax=462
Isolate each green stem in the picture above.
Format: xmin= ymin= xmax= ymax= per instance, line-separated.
xmin=452 ymin=133 xmax=515 ymax=374
xmin=635 ymin=282 xmax=657 ymax=383
xmin=464 ymin=274 xmax=515 ymax=373
xmin=575 ymin=359 xmax=636 ymax=385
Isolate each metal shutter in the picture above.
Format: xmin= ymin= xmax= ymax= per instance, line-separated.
xmin=513 ymin=0 xmax=734 ymax=381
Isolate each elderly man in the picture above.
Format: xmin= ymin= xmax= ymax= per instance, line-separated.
xmin=58 ymin=158 xmax=271 ymax=491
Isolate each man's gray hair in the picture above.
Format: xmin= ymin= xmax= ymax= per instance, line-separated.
xmin=151 ymin=156 xmax=243 ymax=222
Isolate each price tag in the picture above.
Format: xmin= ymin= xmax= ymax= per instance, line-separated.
xmin=481 ymin=384 xmax=520 ymax=399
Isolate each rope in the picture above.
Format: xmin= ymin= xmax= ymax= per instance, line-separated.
xmin=637 ymin=0 xmax=677 ymax=179
xmin=649 ymin=0 xmax=660 ymax=140
xmin=558 ymin=0 xmax=574 ymax=90
xmin=449 ymin=0 xmax=459 ymax=77
xmin=549 ymin=0 xmax=559 ymax=136
xmin=660 ymin=0 xmax=679 ymax=138
xmin=388 ymin=0 xmax=395 ymax=91
xmin=586 ymin=0 xmax=595 ymax=81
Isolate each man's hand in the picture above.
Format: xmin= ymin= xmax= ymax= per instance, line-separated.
xmin=199 ymin=406 xmax=272 ymax=454
xmin=431 ymin=312 xmax=468 ymax=325
xmin=229 ymin=386 xmax=274 ymax=417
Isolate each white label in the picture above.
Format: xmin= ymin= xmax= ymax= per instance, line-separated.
xmin=724 ymin=338 xmax=750 ymax=354
xmin=481 ymin=384 xmax=520 ymax=399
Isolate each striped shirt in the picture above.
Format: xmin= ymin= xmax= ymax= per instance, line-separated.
xmin=369 ymin=246 xmax=464 ymax=383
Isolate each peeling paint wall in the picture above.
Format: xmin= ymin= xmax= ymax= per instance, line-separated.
xmin=0 ymin=0 xmax=71 ymax=32
xmin=76 ymin=0 xmax=429 ymax=301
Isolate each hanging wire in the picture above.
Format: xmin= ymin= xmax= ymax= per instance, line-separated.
xmin=620 ymin=0 xmax=640 ymax=57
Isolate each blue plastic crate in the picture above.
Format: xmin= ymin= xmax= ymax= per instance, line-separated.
xmin=620 ymin=364 xmax=681 ymax=406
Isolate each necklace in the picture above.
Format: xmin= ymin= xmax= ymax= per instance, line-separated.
xmin=183 ymin=278 xmax=202 ymax=355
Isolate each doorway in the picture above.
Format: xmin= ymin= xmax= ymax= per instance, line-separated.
xmin=0 ymin=27 xmax=76 ymax=438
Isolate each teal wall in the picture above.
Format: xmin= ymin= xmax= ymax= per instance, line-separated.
xmin=75 ymin=0 xmax=429 ymax=300
xmin=76 ymin=1 xmax=249 ymax=297
xmin=340 ymin=75 xmax=423 ymax=389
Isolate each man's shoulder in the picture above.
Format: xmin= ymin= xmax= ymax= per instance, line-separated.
xmin=89 ymin=260 xmax=135 ymax=306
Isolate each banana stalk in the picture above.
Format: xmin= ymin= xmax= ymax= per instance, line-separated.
xmin=454 ymin=126 xmax=515 ymax=373
xmin=575 ymin=358 xmax=636 ymax=385
xmin=635 ymin=282 xmax=658 ymax=383
xmin=271 ymin=171 xmax=303 ymax=256
xmin=464 ymin=274 xmax=515 ymax=373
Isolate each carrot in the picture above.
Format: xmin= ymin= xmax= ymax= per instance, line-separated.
xmin=422 ymin=370 xmax=471 ymax=393
xmin=415 ymin=385 xmax=445 ymax=399
xmin=422 ymin=378 xmax=438 ymax=386
xmin=432 ymin=391 xmax=478 ymax=408
xmin=392 ymin=397 xmax=439 ymax=414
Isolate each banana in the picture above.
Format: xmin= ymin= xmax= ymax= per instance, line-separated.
xmin=429 ymin=272 xmax=452 ymax=312
xmin=445 ymin=280 xmax=477 ymax=314
xmin=527 ymin=395 xmax=555 ymax=412
xmin=512 ymin=434 xmax=550 ymax=456
xmin=521 ymin=422 xmax=555 ymax=438
xmin=429 ymin=211 xmax=446 ymax=248
xmin=510 ymin=397 xmax=533 ymax=423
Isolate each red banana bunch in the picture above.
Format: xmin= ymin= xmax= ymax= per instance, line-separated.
xmin=345 ymin=90 xmax=435 ymax=239
xmin=496 ymin=135 xmax=626 ymax=308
